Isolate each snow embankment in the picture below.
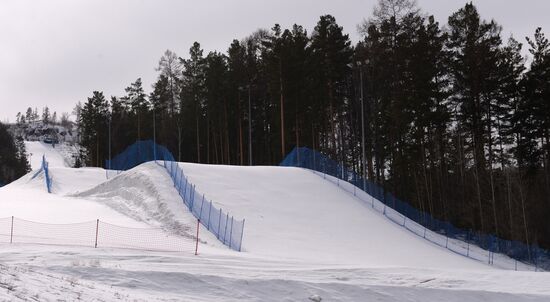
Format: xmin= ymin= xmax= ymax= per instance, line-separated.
xmin=74 ymin=162 xmax=221 ymax=246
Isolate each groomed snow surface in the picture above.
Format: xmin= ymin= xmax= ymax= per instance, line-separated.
xmin=0 ymin=141 xmax=547 ymax=301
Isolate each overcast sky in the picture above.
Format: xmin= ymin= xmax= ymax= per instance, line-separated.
xmin=1 ymin=0 xmax=549 ymax=123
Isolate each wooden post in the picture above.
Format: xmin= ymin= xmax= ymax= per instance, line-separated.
xmin=95 ymin=219 xmax=99 ymax=248
xmin=195 ymin=219 xmax=200 ymax=255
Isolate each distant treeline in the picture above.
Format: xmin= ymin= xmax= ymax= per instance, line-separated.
xmin=0 ymin=122 xmax=30 ymax=184
xmin=15 ymin=106 xmax=72 ymax=128
xmin=75 ymin=1 xmax=550 ymax=249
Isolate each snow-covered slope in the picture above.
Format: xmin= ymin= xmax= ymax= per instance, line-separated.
xmin=179 ymin=163 xmax=487 ymax=269
xmin=17 ymin=141 xmax=106 ymax=195
xmin=5 ymin=141 xmax=220 ymax=248
xmin=25 ymin=140 xmax=71 ymax=169
xmin=1 ymin=141 xmax=548 ymax=301
xmin=1 ymin=141 xmax=140 ymax=225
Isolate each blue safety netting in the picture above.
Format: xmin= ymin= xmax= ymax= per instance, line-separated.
xmin=31 ymin=155 xmax=52 ymax=193
xmin=105 ymin=140 xmax=175 ymax=171
xmin=163 ymin=160 xmax=245 ymax=251
xmin=106 ymin=140 xmax=245 ymax=251
xmin=42 ymin=155 xmax=52 ymax=193
xmin=281 ymin=147 xmax=550 ymax=271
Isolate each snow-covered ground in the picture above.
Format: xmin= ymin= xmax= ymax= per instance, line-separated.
xmin=0 ymin=141 xmax=548 ymax=301
xmin=180 ymin=163 xmax=486 ymax=269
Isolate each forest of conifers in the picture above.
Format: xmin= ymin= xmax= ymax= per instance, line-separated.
xmin=72 ymin=2 xmax=550 ymax=249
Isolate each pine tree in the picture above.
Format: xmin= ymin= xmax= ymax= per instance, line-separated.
xmin=122 ymin=78 xmax=149 ymax=142
xmin=227 ymin=39 xmax=249 ymax=165
xmin=42 ymin=106 xmax=51 ymax=124
xmin=33 ymin=107 xmax=39 ymax=122
xmin=16 ymin=112 xmax=22 ymax=125
xmin=180 ymin=42 xmax=207 ymax=162
xmin=156 ymin=50 xmax=182 ymax=116
xmin=79 ymin=91 xmax=110 ymax=167
xmin=25 ymin=107 xmax=33 ymax=123
xmin=447 ymin=3 xmax=503 ymax=233
xmin=310 ymin=15 xmax=353 ymax=161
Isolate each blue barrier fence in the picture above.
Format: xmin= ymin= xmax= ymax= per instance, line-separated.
xmin=106 ymin=140 xmax=245 ymax=251
xmin=31 ymin=155 xmax=52 ymax=193
xmin=163 ymin=160 xmax=245 ymax=251
xmin=105 ymin=140 xmax=175 ymax=171
xmin=42 ymin=155 xmax=52 ymax=193
xmin=281 ymin=147 xmax=550 ymax=271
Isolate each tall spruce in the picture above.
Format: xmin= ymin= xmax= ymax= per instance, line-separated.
xmin=79 ymin=91 xmax=110 ymax=167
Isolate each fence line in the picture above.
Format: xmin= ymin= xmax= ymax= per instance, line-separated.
xmin=162 ymin=160 xmax=245 ymax=251
xmin=103 ymin=140 xmax=246 ymax=252
xmin=42 ymin=155 xmax=52 ymax=193
xmin=31 ymin=155 xmax=52 ymax=193
xmin=0 ymin=216 xmax=199 ymax=253
xmin=281 ymin=147 xmax=548 ymax=271
xmin=105 ymin=140 xmax=175 ymax=171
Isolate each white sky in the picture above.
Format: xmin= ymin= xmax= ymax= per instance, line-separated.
xmin=1 ymin=0 xmax=549 ymax=122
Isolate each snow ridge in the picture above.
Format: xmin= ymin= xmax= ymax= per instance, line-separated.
xmin=74 ymin=163 xmax=205 ymax=242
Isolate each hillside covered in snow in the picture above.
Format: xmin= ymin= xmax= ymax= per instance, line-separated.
xmin=8 ymin=120 xmax=82 ymax=168
xmin=0 ymin=141 xmax=548 ymax=301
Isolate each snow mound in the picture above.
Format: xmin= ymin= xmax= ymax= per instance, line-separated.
xmin=180 ymin=163 xmax=489 ymax=269
xmin=74 ymin=162 xmax=216 ymax=244
xmin=0 ymin=177 xmax=144 ymax=226
xmin=48 ymin=167 xmax=107 ymax=195
xmin=5 ymin=165 xmax=107 ymax=196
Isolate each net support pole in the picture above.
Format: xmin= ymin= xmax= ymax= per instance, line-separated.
xmin=95 ymin=219 xmax=99 ymax=248
xmin=239 ymin=219 xmax=245 ymax=252
xmin=217 ymin=210 xmax=222 ymax=239
xmin=10 ymin=216 xmax=14 ymax=244
xmin=199 ymin=194 xmax=205 ymax=220
xmin=223 ymin=213 xmax=229 ymax=244
xmin=207 ymin=201 xmax=212 ymax=230
xmin=229 ymin=217 xmax=234 ymax=249
xmin=195 ymin=219 xmax=200 ymax=255
xmin=183 ymin=178 xmax=188 ymax=200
